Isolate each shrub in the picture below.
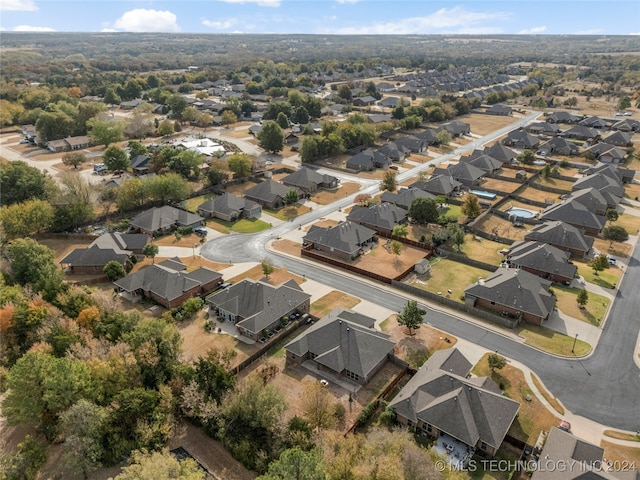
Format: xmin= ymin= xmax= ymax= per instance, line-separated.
xmin=333 ymin=403 xmax=346 ymax=421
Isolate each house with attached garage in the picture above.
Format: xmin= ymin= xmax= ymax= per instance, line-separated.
xmin=572 ymin=172 xmax=625 ymax=197
xmin=381 ymin=187 xmax=436 ymax=210
xmin=483 ymin=143 xmax=518 ymax=164
xmin=459 ymin=153 xmax=503 ymax=175
xmin=281 ymin=168 xmax=339 ymax=194
xmin=562 ymin=125 xmax=599 ymax=142
xmin=353 ymin=95 xmax=377 ymax=107
xmin=378 ymin=143 xmax=408 ymax=162
xmin=130 ymin=206 xmax=204 ymax=236
xmin=243 ymin=179 xmax=300 ymax=209
xmin=540 ymin=200 xmax=606 ymax=237
xmin=525 ymin=122 xmax=561 ymax=136
xmin=524 ymin=220 xmax=593 ymax=259
xmin=207 ymin=279 xmax=311 ymax=341
xmin=285 ymin=308 xmax=395 ymax=385
xmin=303 ymin=221 xmax=376 ymax=261
xmin=60 ymin=245 xmax=130 ymax=275
xmin=409 ymin=174 xmax=462 ymax=197
xmin=439 ymin=120 xmax=471 ymax=137
xmin=434 ymin=162 xmax=485 ymax=188
xmin=502 ymin=130 xmax=540 ymax=150
xmin=506 ymin=241 xmax=577 ymax=284
xmin=485 ymin=104 xmax=512 ymax=116
xmin=537 ymin=137 xmax=579 ymax=156
xmin=566 ymin=187 xmax=620 ymax=214
xmin=586 ymin=143 xmax=626 ymax=164
xmin=46 ymin=136 xmax=90 ymax=153
xmin=583 ymin=163 xmax=635 ymax=184
xmin=394 ymin=136 xmax=428 ymax=154
xmin=602 ymin=131 xmax=632 ymax=147
xmin=347 ymin=202 xmax=407 ymax=236
xmin=546 ymin=111 xmax=583 ymax=124
xmin=197 ymin=193 xmax=261 ymax=222
xmin=389 ymin=348 xmax=520 ymax=458
xmin=464 ymin=267 xmax=556 ymax=325
xmin=346 ymin=148 xmax=392 ymax=172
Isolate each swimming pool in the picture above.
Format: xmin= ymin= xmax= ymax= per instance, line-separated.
xmin=470 ymin=190 xmax=497 ymax=200
xmin=508 ymin=208 xmax=536 ymax=219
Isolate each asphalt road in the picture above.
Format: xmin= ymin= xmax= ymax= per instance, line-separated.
xmin=201 ymin=111 xmax=640 ymax=430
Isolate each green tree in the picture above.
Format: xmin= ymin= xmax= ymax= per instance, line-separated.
xmin=102 ymin=145 xmax=130 ymax=172
xmin=227 ymin=153 xmax=253 ymax=178
xmin=206 ymin=161 xmax=229 ymax=186
xmin=0 ymin=161 xmax=56 ymax=206
xmin=301 ymin=136 xmax=320 ymax=163
xmin=62 ymin=151 xmax=87 ymax=170
xmin=261 ymin=258 xmax=276 ymax=279
xmin=87 ymin=115 xmax=125 ymax=147
xmin=167 ymin=94 xmax=188 ymax=121
xmin=128 ymin=140 xmax=148 ymax=158
xmin=397 ymin=300 xmax=425 ymax=336
xmin=400 ymin=115 xmax=422 ymax=130
xmin=157 ymin=120 xmax=175 ymax=136
xmin=617 ymin=97 xmax=631 ymax=111
xmin=602 ymin=225 xmax=629 ymax=248
xmin=448 ymin=223 xmax=465 ymax=251
xmin=285 ymin=188 xmax=299 ymax=205
xmin=35 ymin=109 xmax=75 ymax=143
xmin=577 ymin=289 xmax=589 ymax=309
xmin=103 ymin=87 xmax=121 ymax=105
xmin=0 ymin=199 xmax=55 ymax=239
xmin=605 ymin=208 xmax=619 ymax=224
xmin=104 ymin=260 xmax=126 ymax=281
xmin=392 ymin=224 xmax=408 ymax=237
xmin=257 ymin=447 xmax=326 ymax=480
xmin=113 ymin=449 xmax=205 ymax=480
xmin=461 ymin=194 xmax=482 ymax=219
xmin=257 ymin=120 xmax=285 ymax=154
xmin=0 ymin=434 xmax=46 ymax=480
xmin=390 ymin=240 xmax=402 ymax=258
xmin=591 ymin=253 xmax=610 ymax=276
xmin=517 ymin=149 xmax=536 ymax=165
xmin=221 ymin=110 xmax=238 ymax=126
xmin=276 ymin=111 xmax=290 ymax=129
xmin=380 ymin=170 xmax=397 ymax=192
xmin=488 ymin=353 xmax=507 ymax=372
xmin=337 ymin=85 xmax=352 ymax=102
xmin=125 ymin=104 xmax=155 ymax=139
xmin=143 ymin=244 xmax=159 ymax=264
xmin=6 ymin=238 xmax=63 ymax=296
xmin=408 ymin=197 xmax=439 ymax=224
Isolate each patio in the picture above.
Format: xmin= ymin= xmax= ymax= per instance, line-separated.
xmin=432 ymin=433 xmax=474 ymax=469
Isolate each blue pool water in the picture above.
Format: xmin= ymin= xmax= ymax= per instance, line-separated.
xmin=508 ymin=208 xmax=536 ymax=219
xmin=470 ymin=190 xmax=497 ymax=200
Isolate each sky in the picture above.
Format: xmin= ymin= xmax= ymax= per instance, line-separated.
xmin=0 ymin=0 xmax=639 ymax=35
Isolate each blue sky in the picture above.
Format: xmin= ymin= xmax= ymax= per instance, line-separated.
xmin=1 ymin=0 xmax=639 ymax=35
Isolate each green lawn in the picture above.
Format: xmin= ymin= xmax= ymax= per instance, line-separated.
xmin=184 ymin=193 xmax=215 ymax=213
xmin=265 ymin=205 xmax=312 ymax=220
xmin=410 ymin=258 xmax=492 ymax=303
xmin=456 ymin=234 xmax=506 ymax=266
xmin=517 ymin=324 xmax=591 ymax=356
xmin=205 ymin=217 xmax=271 ymax=234
xmin=438 ymin=203 xmax=462 ymax=220
xmin=574 ymin=259 xmax=621 ymax=289
xmin=553 ymin=285 xmax=609 ymax=326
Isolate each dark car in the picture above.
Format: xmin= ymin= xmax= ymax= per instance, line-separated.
xmin=194 ymin=227 xmax=208 ymax=237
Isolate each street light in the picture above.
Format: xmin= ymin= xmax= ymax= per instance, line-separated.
xmin=572 ymin=333 xmax=578 ymax=353
xmin=193 ymin=243 xmax=197 ymax=257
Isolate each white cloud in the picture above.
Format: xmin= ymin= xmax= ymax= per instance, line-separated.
xmin=336 ymin=0 xmax=360 ymax=3
xmin=518 ymin=25 xmax=547 ymax=34
xmin=327 ymin=7 xmax=510 ymax=35
xmin=1 ymin=0 xmax=37 ymax=12
xmin=13 ymin=25 xmax=55 ymax=31
xmin=219 ymin=0 xmax=280 ymax=7
xmin=113 ymin=9 xmax=179 ymax=32
xmin=202 ymin=18 xmax=238 ymax=29
xmin=101 ymin=28 xmax=117 ymax=32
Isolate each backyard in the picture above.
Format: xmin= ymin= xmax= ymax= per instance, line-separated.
xmin=310 ymin=182 xmax=360 ymax=205
xmin=481 ymin=178 xmax=522 ymax=194
xmin=472 ymin=213 xmax=531 ymax=242
xmin=456 ymin=113 xmax=519 ymax=136
xmin=456 ymin=233 xmax=507 ymax=265
xmin=530 ymin=176 xmax=575 ymax=192
xmin=472 ymin=353 xmax=560 ymax=445
xmin=407 ymin=257 xmax=493 ymax=303
xmin=514 ymin=186 xmax=562 ymax=205
xmin=553 ymin=285 xmax=609 ymax=326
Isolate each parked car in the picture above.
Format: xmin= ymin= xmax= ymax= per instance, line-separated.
xmin=558 ymin=420 xmax=571 ymax=432
xmin=19 ymin=139 xmax=30 ymax=144
xmin=194 ymin=227 xmax=208 ymax=236
xmin=607 ymin=256 xmax=617 ymax=265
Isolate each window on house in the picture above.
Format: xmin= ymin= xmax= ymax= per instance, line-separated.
xmin=480 ymin=442 xmax=487 ymax=450
xmin=490 ymin=301 xmax=496 ymax=305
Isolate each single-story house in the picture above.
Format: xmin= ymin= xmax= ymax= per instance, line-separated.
xmin=378 ymin=143 xmax=408 ymax=162
xmin=414 ymin=128 xmax=439 ymax=145
xmin=130 ymin=155 xmax=151 ymax=174
xmin=381 ymin=187 xmax=436 ymax=210
xmin=486 ymin=104 xmax=512 ymax=116
xmin=207 ymin=279 xmax=311 ymax=341
xmin=572 ymin=173 xmax=625 ymax=197
xmin=525 ymin=122 xmax=561 ymax=136
xmin=281 ymin=168 xmax=339 ymax=193
xmin=130 ymin=206 xmax=204 ymax=236
xmin=303 ymin=221 xmax=376 ymax=261
xmin=409 ymin=174 xmax=462 ymax=197
xmin=506 ymin=241 xmax=577 ymax=284
xmin=442 ymin=162 xmax=485 ymax=187
xmin=459 ymin=153 xmax=503 ymax=174
xmin=484 ymin=143 xmax=518 ymax=164
xmin=60 ymin=244 xmax=130 ymax=275
xmin=346 ymin=149 xmax=392 ymax=172
xmin=378 ymin=96 xmax=400 ymax=108
xmin=579 ymin=115 xmax=608 ymax=129
xmin=502 ymin=130 xmax=540 ymax=150
xmin=524 ymin=220 xmax=593 ymax=259
xmin=547 ymin=111 xmax=583 ymax=124
xmin=566 ymin=187 xmax=619 ymax=214
xmin=537 ymin=137 xmax=579 ymax=156
xmin=611 ymin=118 xmax=640 ymax=132
xmin=243 ymin=179 xmax=300 ymax=209
xmin=439 ymin=120 xmax=470 ymax=137
xmin=64 ymin=135 xmax=90 ymax=151
xmin=586 ymin=143 xmax=626 ymax=164
xmin=465 ymin=267 xmax=556 ymax=325
xmin=583 ymin=163 xmax=635 ymax=184
xmin=197 ymin=193 xmax=261 ymax=222
xmin=285 ymin=308 xmax=395 ymax=385
xmin=353 ymin=96 xmax=377 ymax=107
xmin=540 ymin=201 xmax=606 ymax=237
xmin=347 ymin=203 xmax=407 ymax=236
xmin=389 ymin=348 xmax=520 ymax=457
xmin=394 ymin=136 xmax=428 ymax=154
xmin=602 ymin=131 xmax=632 ymax=147
xmin=114 ymin=259 xmax=222 ymax=309
xmin=46 ymin=139 xmax=69 ymax=153
xmin=562 ymin=125 xmax=599 ymax=141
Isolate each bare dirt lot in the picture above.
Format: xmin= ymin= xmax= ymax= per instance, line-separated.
xmin=472 ymin=213 xmax=531 ymax=242
xmin=481 ymin=178 xmax=522 ymax=194
xmin=311 ymin=182 xmax=361 ymax=205
xmin=37 ymin=236 xmax=92 ymax=263
xmin=380 ymin=314 xmax=458 ymax=360
xmin=456 ymin=113 xmax=520 ymax=136
xmin=228 ymin=264 xmax=305 ymax=286
xmin=517 ymin=186 xmax=564 ymax=205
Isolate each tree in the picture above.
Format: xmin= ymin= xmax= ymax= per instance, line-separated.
xmin=0 ymin=199 xmax=55 ymax=239
xmin=0 ymin=161 xmax=55 ymax=206
xmin=62 ymin=151 xmax=87 ymax=170
xmin=257 ymin=120 xmax=284 ymax=154
xmin=6 ymin=238 xmax=64 ymax=296
xmin=125 ymin=104 xmax=155 ymax=139
xmin=112 ymin=449 xmax=205 ymax=480
xmin=435 ymin=129 xmax=452 ymax=146
xmin=206 ymin=161 xmax=229 ymax=186
xmin=157 ymin=119 xmax=175 ymax=136
xmin=285 ymin=188 xmax=299 ymax=205
xmin=380 ymin=170 xmax=397 ymax=192
xmin=577 ymin=289 xmax=589 ymax=309
xmin=102 ymin=145 xmax=130 ymax=172
xmin=227 ymin=153 xmax=253 ymax=178
xmin=103 ymin=87 xmax=121 ymax=106
xmin=221 ymin=110 xmax=238 ymax=126
xmin=488 ymin=353 xmax=507 ymax=372
xmin=605 ymin=208 xmax=619 ymax=224
xmin=618 ymin=97 xmax=631 ymax=111
xmin=448 ymin=223 xmax=465 ymax=251
xmin=390 ymin=240 xmax=402 ymax=258
xmin=0 ymin=434 xmax=46 ymax=480
xmin=261 ymin=258 xmax=275 ymax=279
xmin=167 ymin=94 xmax=188 ymax=121
xmin=397 ymin=300 xmax=425 ymax=336
xmin=602 ymin=225 xmax=629 ymax=248
xmin=143 ymin=244 xmax=159 ymax=264
xmin=104 ymin=261 xmax=126 ymax=281
xmin=257 ymin=447 xmax=326 ymax=480
xmin=276 ymin=111 xmax=290 ymax=130
xmin=517 ymin=149 xmax=536 ymax=165
xmin=300 ymin=380 xmax=334 ymax=432
xmin=461 ymin=194 xmax=482 ymax=219
xmin=591 ymin=253 xmax=610 ymax=276
xmin=87 ymin=115 xmax=125 ymax=147
xmin=337 ymin=84 xmax=352 ymax=102
xmin=408 ymin=197 xmax=439 ymax=224
xmin=391 ymin=224 xmax=408 ymax=237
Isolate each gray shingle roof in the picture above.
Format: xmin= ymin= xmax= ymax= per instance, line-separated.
xmin=507 ymin=241 xmax=577 ymax=280
xmin=541 ymin=201 xmax=606 ymax=232
xmin=90 ymin=232 xmax=149 ymax=253
xmin=446 ymin=161 xmax=486 ymax=182
xmin=60 ymin=245 xmax=129 ymax=267
xmin=130 ymin=206 xmax=203 ymax=233
xmin=244 ymin=179 xmax=295 ymax=204
xmin=303 ymin=221 xmax=376 ymax=256
xmin=389 ymin=348 xmax=519 ymax=450
xmin=524 ymin=221 xmax=594 ymax=254
xmin=281 ymin=168 xmax=337 ymax=190
xmin=484 ymin=143 xmax=517 ymax=163
xmin=347 ymin=203 xmax=407 ymax=230
xmin=409 ymin=174 xmax=462 ymax=196
xmin=381 ymin=187 xmax=436 ymax=210
xmin=198 ymin=193 xmax=259 ymax=217
xmin=285 ymin=308 xmax=394 ymax=379
xmin=459 ymin=153 xmax=503 ymax=173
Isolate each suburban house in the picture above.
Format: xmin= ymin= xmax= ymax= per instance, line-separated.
xmin=353 ymin=95 xmax=377 ymax=107
xmin=285 ymin=308 xmax=395 ymax=385
xmin=347 ymin=203 xmax=407 ymax=236
xmin=414 ymin=128 xmax=439 ymax=145
xmin=586 ymin=143 xmax=627 ymax=164
xmin=281 ymin=168 xmax=339 ymax=193
xmin=91 ymin=231 xmax=150 ymax=255
xmin=484 ymin=143 xmax=518 ymax=164
xmin=602 ymin=131 xmax=632 ymax=147
xmin=439 ymin=120 xmax=471 ymax=137
xmin=394 ymin=136 xmax=428 ymax=154
xmin=378 ymin=96 xmax=400 ymax=108
xmin=459 ymin=153 xmax=503 ymax=175
xmin=207 ymin=279 xmax=311 ymax=341
xmin=579 ymin=115 xmax=608 ymax=129
xmin=378 ymin=143 xmax=408 ymax=162
xmin=381 ymin=187 xmax=436 ymax=210
xmin=540 ymin=201 xmax=606 ymax=237
xmin=537 ymin=137 xmax=579 ymax=156
xmin=46 ymin=139 xmax=67 ymax=153
xmin=611 ymin=118 xmax=640 ymax=132
xmin=365 ymin=113 xmax=392 ymax=124
xmin=506 ymin=241 xmax=577 ymax=284
xmin=197 ymin=193 xmax=261 ymax=222
xmin=130 ymin=155 xmax=151 ymax=174
xmin=502 ymin=130 xmax=540 ymax=150
xmin=409 ymin=174 xmax=462 ymax=197
xmin=303 ymin=221 xmax=376 ymax=261
xmin=464 ymin=267 xmax=557 ymax=325
xmin=439 ymin=162 xmax=486 ymax=187
xmin=525 ymin=122 xmax=561 ymax=136
xmin=60 ymin=245 xmax=130 ymax=275
xmin=547 ymin=111 xmax=583 ymax=124
xmin=346 ymin=149 xmax=392 ymax=171
xmin=572 ymin=172 xmax=625 ymax=197
xmin=583 ymin=163 xmax=635 ymax=184
xmin=243 ymin=179 xmax=300 ymax=209
xmin=485 ymin=104 xmax=512 ymax=116
xmin=562 ymin=125 xmax=599 ymax=141
xmin=389 ymin=348 xmax=520 ymax=457
xmin=114 ymin=259 xmax=223 ymax=308
xmin=524 ymin=220 xmax=594 ymax=258
xmin=566 ymin=187 xmax=619 ymax=213
xmin=130 ymin=206 xmax=204 ymax=236
xmin=46 ymin=135 xmax=91 ymax=153
xmin=531 ymin=427 xmax=635 ymax=480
